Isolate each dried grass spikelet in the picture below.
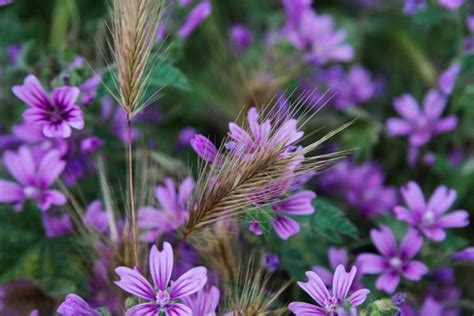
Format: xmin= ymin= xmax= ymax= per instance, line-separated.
xmin=183 ymin=90 xmax=352 ymax=237
xmin=223 ymin=256 xmax=290 ymax=316
xmin=108 ymin=0 xmax=165 ymax=119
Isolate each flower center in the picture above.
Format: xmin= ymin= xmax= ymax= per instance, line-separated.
xmin=155 ymin=290 xmax=170 ymax=306
xmin=415 ymin=116 xmax=429 ymax=131
xmin=389 ymin=257 xmax=403 ymax=269
xmin=23 ymin=186 xmax=40 ymax=199
xmin=324 ymin=296 xmax=338 ymax=311
xmin=422 ymin=210 xmax=436 ymax=226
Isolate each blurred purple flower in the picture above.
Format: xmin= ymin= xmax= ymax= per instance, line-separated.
xmin=175 ymin=127 xmax=197 ymax=150
xmin=312 ymin=247 xmax=362 ymax=288
xmin=289 ymin=265 xmax=369 ymax=315
xmin=181 ymin=286 xmax=220 ymax=315
xmin=386 ymin=90 xmax=458 ymax=147
xmin=282 ymin=1 xmax=353 ymax=64
xmin=463 ymin=37 xmax=474 ymax=55
xmin=403 ymin=0 xmax=427 ymax=14
xmin=394 ymin=181 xmax=469 ymax=241
xmin=138 ymin=177 xmax=195 ymax=242
xmin=191 ymin=134 xmax=218 ymax=162
xmin=391 ymin=292 xmax=406 ymax=306
xmin=0 ymin=146 xmax=66 ymax=211
xmin=178 ymin=0 xmax=192 ymax=6
xmin=467 ymin=15 xmax=474 ymax=33
xmin=84 ymin=200 xmax=109 ymax=233
xmin=29 ymin=310 xmax=39 ymax=316
xmin=155 ymin=22 xmax=167 ymax=42
xmin=317 ymin=160 xmax=397 ymax=217
xmin=230 ymin=24 xmax=253 ymax=52
xmin=80 ymin=137 xmax=103 ymax=155
xmin=78 ymin=74 xmax=101 ymax=105
xmin=12 ymin=75 xmax=84 ymax=138
xmin=101 ymin=96 xmax=138 ymax=143
xmin=264 ymin=253 xmax=280 ymax=272
xmin=7 ymin=45 xmax=21 ymax=64
xmin=114 ymin=242 xmax=208 ymax=315
xmin=438 ymin=64 xmax=460 ymax=96
xmin=42 ymin=211 xmax=73 ymax=238
xmin=57 ymin=294 xmax=100 ymax=316
xmin=0 ymin=0 xmax=13 ymax=6
xmin=453 ymin=247 xmax=474 ymax=261
xmin=438 ymin=0 xmax=464 ymax=10
xmin=357 ymin=225 xmax=428 ymax=293
xmin=178 ymin=1 xmax=212 ymax=39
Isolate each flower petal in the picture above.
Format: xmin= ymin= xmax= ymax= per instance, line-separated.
xmin=436 ymin=210 xmax=469 ymax=228
xmin=288 ymin=302 xmax=327 ymax=315
xmin=427 ymin=186 xmax=457 ymax=215
xmin=37 ymin=149 xmax=66 ymax=187
xmin=4 ymin=146 xmax=35 ymax=185
xmin=114 ymin=267 xmax=155 ymax=300
xmin=12 ymin=75 xmax=51 ymax=109
xmin=297 ymin=271 xmax=330 ymax=307
xmin=375 ymin=272 xmax=400 ymax=294
xmin=271 ymin=215 xmax=300 ymax=240
xmin=332 ymin=265 xmax=357 ymax=300
xmin=0 ymin=180 xmax=24 ymax=203
xmin=277 ymin=191 xmax=316 ymax=215
xmin=190 ymin=135 xmax=218 ymax=163
xmin=400 ymin=228 xmax=423 ymax=260
xmin=126 ymin=303 xmax=160 ymax=316
xmin=328 ymin=247 xmax=348 ymax=269
xmin=434 ymin=116 xmax=458 ymax=134
xmin=386 ymin=118 xmax=412 ymax=136
xmin=370 ymin=225 xmax=398 ymax=257
xmin=402 ymin=260 xmax=428 ymax=281
xmin=356 ymin=254 xmax=387 ymax=274
xmin=170 ymin=266 xmax=207 ymax=299
xmin=401 ymin=181 xmax=426 ymax=213
xmin=393 ymin=206 xmax=417 ymax=225
xmin=51 ymin=86 xmax=80 ymax=109
xmin=348 ymin=288 xmax=370 ymax=306
xmin=393 ymin=94 xmax=420 ymax=119
xmin=422 ymin=89 xmax=446 ymax=120
xmin=150 ymin=242 xmax=174 ymax=290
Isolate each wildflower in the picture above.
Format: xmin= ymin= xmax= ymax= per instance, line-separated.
xmin=57 ymin=293 xmax=100 ymax=316
xmin=438 ymin=64 xmax=460 ymax=96
xmin=403 ymin=0 xmax=427 ymax=14
xmin=452 ymin=247 xmax=474 ymax=261
xmin=181 ymin=286 xmax=220 ymax=316
xmin=317 ymin=160 xmax=397 ymax=217
xmin=0 ymin=0 xmax=13 ymax=6
xmin=438 ymin=0 xmax=464 ymax=10
xmin=191 ymin=134 xmax=218 ymax=163
xmin=42 ymin=211 xmax=73 ymax=238
xmin=78 ymin=74 xmax=101 ymax=105
xmin=394 ymin=182 xmax=469 ymax=241
xmin=80 ymin=137 xmax=104 ymax=155
xmin=467 ymin=15 xmax=474 ymax=33
xmin=30 ymin=310 xmax=40 ymax=316
xmin=12 ymin=75 xmax=84 ymax=138
xmin=289 ymin=265 xmax=370 ymax=315
xmin=312 ymin=247 xmax=353 ymax=286
xmin=84 ymin=200 xmax=109 ymax=233
xmin=385 ymin=90 xmax=458 ymax=147
xmin=0 ymin=146 xmax=66 ymax=211
xmin=178 ymin=1 xmax=212 ymax=39
xmin=357 ymin=225 xmax=428 ymax=293
xmin=282 ymin=1 xmax=353 ymax=64
xmin=114 ymin=242 xmax=208 ymax=315
xmin=264 ymin=253 xmax=280 ymax=272
xmin=230 ymin=24 xmax=253 ymax=52
xmin=175 ymin=127 xmax=197 ymax=150
xmin=138 ymin=177 xmax=195 ymax=242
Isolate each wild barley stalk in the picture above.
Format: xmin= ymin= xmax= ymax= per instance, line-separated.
xmin=108 ymin=0 xmax=164 ymax=266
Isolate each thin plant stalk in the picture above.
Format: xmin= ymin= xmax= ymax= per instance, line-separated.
xmin=127 ymin=119 xmax=138 ymax=266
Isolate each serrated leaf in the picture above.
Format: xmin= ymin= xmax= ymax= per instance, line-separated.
xmin=311 ymin=199 xmax=358 ymax=244
xmin=149 ymin=62 xmax=191 ymax=91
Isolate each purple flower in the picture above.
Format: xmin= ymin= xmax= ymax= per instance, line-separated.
xmin=7 ymin=44 xmax=22 ymax=64
xmin=57 ymin=294 xmax=100 ymax=316
xmin=403 ymin=0 xmax=427 ymax=14
xmin=181 ymin=286 xmax=220 ymax=315
xmin=114 ymin=242 xmax=208 ymax=315
xmin=312 ymin=247 xmax=350 ymax=286
xmin=438 ymin=0 xmax=464 ymax=10
xmin=394 ymin=182 xmax=469 ymax=241
xmin=30 ymin=310 xmax=40 ymax=316
xmin=452 ymin=247 xmax=474 ymax=261
xmin=0 ymin=146 xmax=66 ymax=211
xmin=80 ymin=137 xmax=103 ymax=155
xmin=42 ymin=211 xmax=73 ymax=238
xmin=385 ymin=90 xmax=458 ymax=147
xmin=391 ymin=292 xmax=406 ymax=306
xmin=0 ymin=0 xmax=13 ymax=6
xmin=317 ymin=160 xmax=397 ymax=217
xmin=230 ymin=24 xmax=253 ymax=52
xmin=178 ymin=1 xmax=212 ymax=39
xmin=289 ymin=265 xmax=369 ymax=315
xmin=264 ymin=253 xmax=280 ymax=272
xmin=101 ymin=96 xmax=138 ymax=143
xmin=467 ymin=15 xmax=474 ymax=33
xmin=84 ymin=200 xmax=109 ymax=233
xmin=282 ymin=2 xmax=353 ymax=64
xmin=78 ymin=74 xmax=101 ymax=105
xmin=138 ymin=177 xmax=195 ymax=242
xmin=357 ymin=225 xmax=428 ymax=294
xmin=401 ymin=297 xmax=444 ymax=316
xmin=12 ymin=75 xmax=84 ymax=138
xmin=191 ymin=134 xmax=218 ymax=162
xmin=438 ymin=64 xmax=460 ymax=96
xmin=175 ymin=127 xmax=197 ymax=150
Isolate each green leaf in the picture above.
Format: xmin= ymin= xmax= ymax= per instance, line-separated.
xmin=310 ymin=199 xmax=359 ymax=244
xmin=246 ymin=205 xmax=275 ymax=234
xmin=125 ymin=296 xmax=140 ymax=309
xmin=149 ymin=62 xmax=191 ymax=91
xmin=98 ymin=307 xmax=112 ymax=316
xmin=0 ymin=205 xmax=88 ymax=298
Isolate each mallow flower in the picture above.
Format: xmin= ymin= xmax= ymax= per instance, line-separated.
xmin=12 ymin=75 xmax=84 ymax=138
xmin=177 ymin=1 xmax=212 ymax=39
xmin=312 ymin=247 xmax=360 ymax=287
xmin=181 ymin=286 xmax=220 ymax=315
xmin=357 ymin=225 xmax=428 ymax=293
xmin=438 ymin=0 xmax=464 ymax=10
xmin=57 ymin=293 xmax=100 ymax=316
xmin=394 ymin=182 xmax=469 ymax=241
xmin=386 ymin=90 xmax=458 ymax=147
xmin=289 ymin=265 xmax=369 ymax=315
xmin=0 ymin=146 xmax=66 ymax=211
xmin=114 ymin=242 xmax=208 ymax=315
